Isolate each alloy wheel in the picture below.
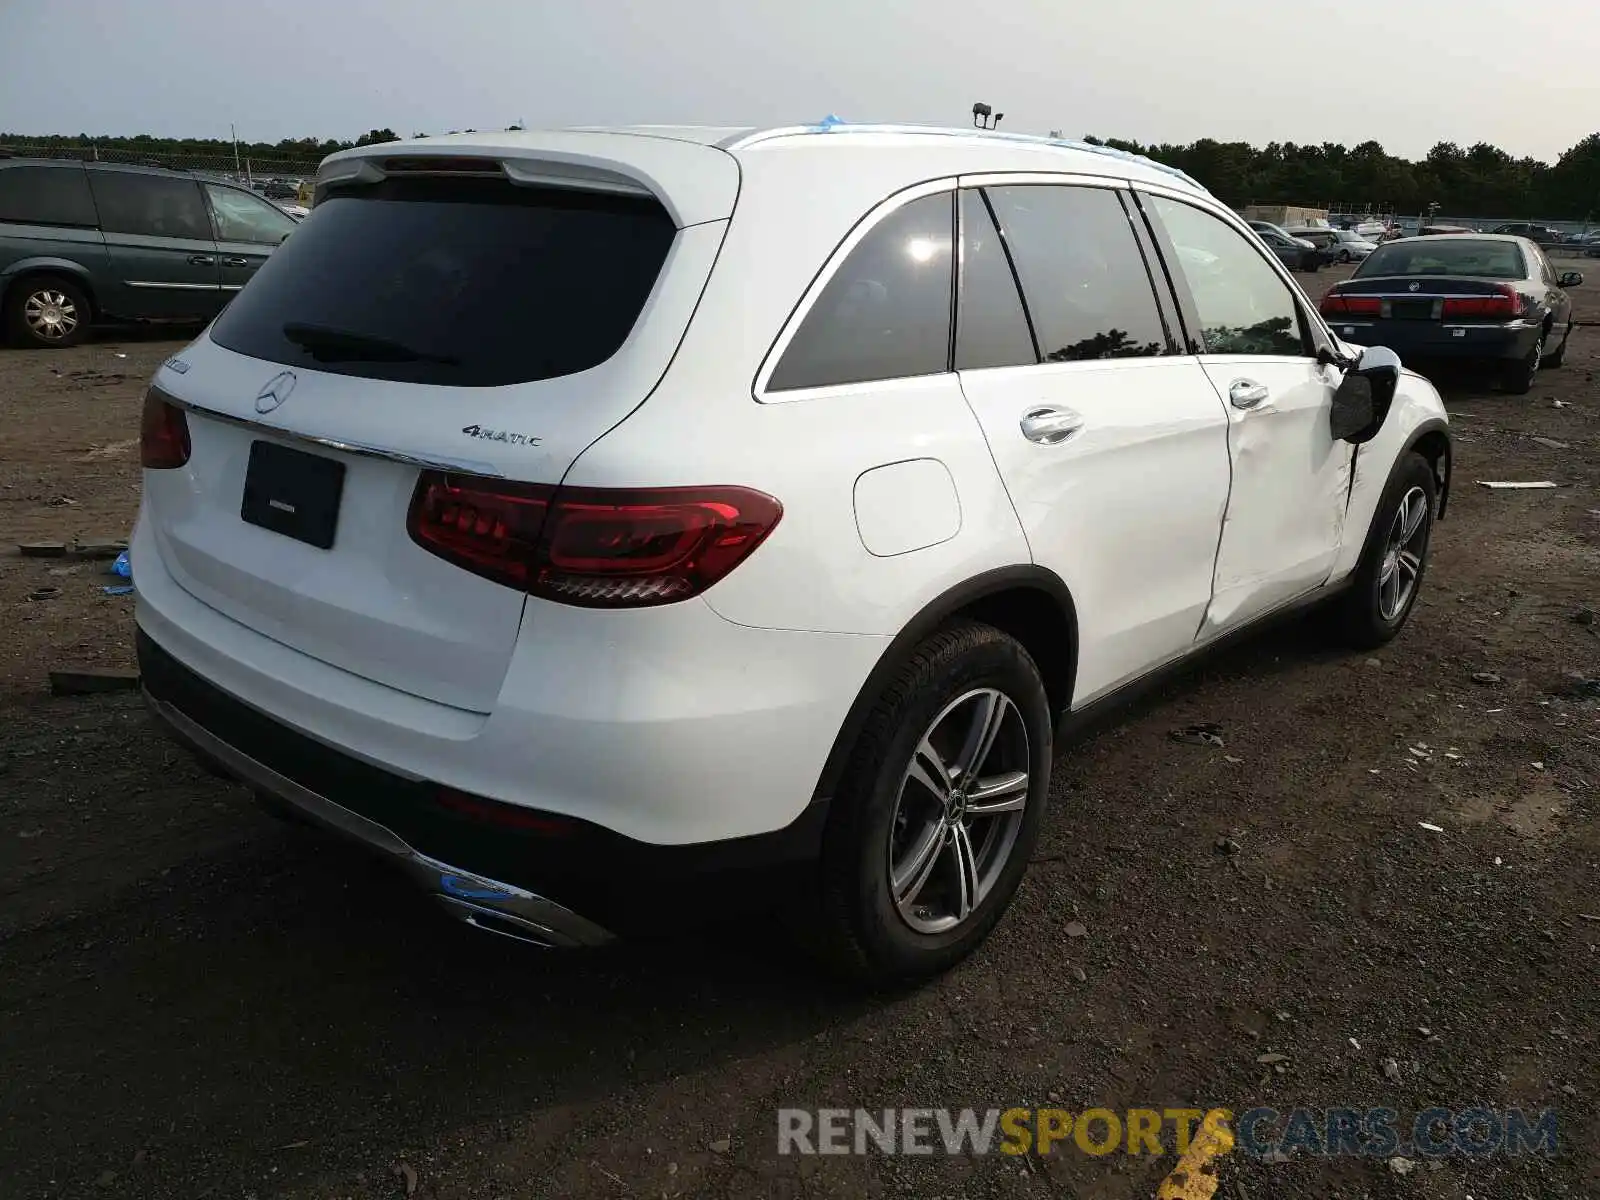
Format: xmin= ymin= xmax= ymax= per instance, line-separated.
xmin=887 ymin=688 xmax=1032 ymax=935
xmin=1378 ymin=485 xmax=1429 ymax=621
xmin=23 ymin=289 xmax=80 ymax=342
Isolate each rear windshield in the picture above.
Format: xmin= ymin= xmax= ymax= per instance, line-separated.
xmin=1357 ymin=239 xmax=1525 ymax=280
xmin=209 ymin=177 xmax=676 ymax=387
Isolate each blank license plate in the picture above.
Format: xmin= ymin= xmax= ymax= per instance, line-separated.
xmin=240 ymin=441 xmax=346 ymax=549
xmin=1390 ymin=300 xmax=1435 ymax=320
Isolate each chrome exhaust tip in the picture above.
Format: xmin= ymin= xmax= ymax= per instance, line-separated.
xmin=436 ymin=895 xmax=563 ymax=947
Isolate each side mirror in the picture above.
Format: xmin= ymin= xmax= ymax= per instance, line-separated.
xmin=1330 ymin=346 xmax=1401 ymax=444
xmin=1558 ymin=271 xmax=1583 ymax=287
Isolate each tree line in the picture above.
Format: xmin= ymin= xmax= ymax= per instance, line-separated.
xmin=1083 ymin=132 xmax=1600 ymax=219
xmin=7 ymin=128 xmax=1600 ymax=219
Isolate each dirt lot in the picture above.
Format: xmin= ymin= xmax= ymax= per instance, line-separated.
xmin=2 ymin=270 xmax=1598 ymax=1199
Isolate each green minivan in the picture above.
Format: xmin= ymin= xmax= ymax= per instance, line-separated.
xmin=0 ymin=158 xmax=299 ymax=348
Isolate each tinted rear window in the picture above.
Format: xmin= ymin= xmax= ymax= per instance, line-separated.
xmin=1359 ymin=239 xmax=1526 ymax=279
xmin=209 ymin=177 xmax=677 ymax=387
xmin=0 ymin=164 xmax=98 ymax=227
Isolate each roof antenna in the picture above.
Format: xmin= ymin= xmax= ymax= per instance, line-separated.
xmin=972 ymin=102 xmax=1002 ymax=130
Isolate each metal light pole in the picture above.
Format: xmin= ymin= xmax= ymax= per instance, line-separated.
xmin=231 ymin=124 xmax=242 ymax=179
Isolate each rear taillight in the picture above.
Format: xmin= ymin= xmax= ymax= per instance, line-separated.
xmin=1441 ymin=285 xmax=1520 ymax=319
xmin=1319 ymin=290 xmax=1381 ymax=316
xmin=140 ymin=388 xmax=191 ymax=469
xmin=407 ymin=474 xmax=782 ymax=607
xmin=407 ymin=474 xmax=553 ymax=589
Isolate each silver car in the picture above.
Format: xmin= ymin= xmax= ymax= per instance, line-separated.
xmin=1327 ymin=229 xmax=1379 ymax=262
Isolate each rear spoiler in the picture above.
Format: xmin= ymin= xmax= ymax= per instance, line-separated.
xmin=314 ymin=134 xmax=739 ymax=228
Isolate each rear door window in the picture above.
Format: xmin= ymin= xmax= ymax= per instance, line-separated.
xmin=955 ymin=189 xmax=1036 ymax=370
xmin=985 ymin=184 xmax=1172 ymax=362
xmin=767 ymin=191 xmax=954 ymax=392
xmin=87 ymin=171 xmax=212 ymax=240
xmin=208 ymin=176 xmax=678 ymax=388
xmin=0 ymin=164 xmax=98 ymax=228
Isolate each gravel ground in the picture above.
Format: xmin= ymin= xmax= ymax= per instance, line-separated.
xmin=1 ymin=269 xmax=1597 ymax=1199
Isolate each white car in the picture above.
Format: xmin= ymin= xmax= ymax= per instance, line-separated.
xmin=133 ymin=124 xmax=1452 ymax=983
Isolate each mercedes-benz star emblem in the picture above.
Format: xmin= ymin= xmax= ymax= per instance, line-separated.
xmin=1408 ymin=282 xmax=1421 ymax=292
xmin=255 ymin=370 xmax=297 ymax=414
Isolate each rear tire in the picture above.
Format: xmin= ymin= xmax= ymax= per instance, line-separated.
xmin=1329 ymin=452 xmax=1436 ymax=650
xmin=3 ymin=275 xmax=91 ymax=348
xmin=797 ymin=621 xmax=1053 ymax=987
xmin=1502 ymin=333 xmax=1544 ymax=395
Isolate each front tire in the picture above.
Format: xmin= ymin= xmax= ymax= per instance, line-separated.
xmin=4 ymin=275 xmax=91 ymax=348
xmin=1542 ymin=326 xmax=1569 ymax=368
xmin=1502 ymin=332 xmax=1544 ymax=395
xmin=1330 ymin=452 xmax=1436 ymax=649
xmin=801 ymin=621 xmax=1052 ymax=986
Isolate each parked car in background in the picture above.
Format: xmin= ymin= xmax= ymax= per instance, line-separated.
xmin=260 ymin=179 xmax=299 ymax=201
xmin=133 ymin=124 xmax=1450 ymax=983
xmin=1418 ymin=224 xmax=1476 ymax=236
xmin=1247 ymin=221 xmax=1321 ymax=271
xmin=1320 ymin=234 xmax=1580 ymax=394
xmin=1489 ymin=222 xmax=1564 ymax=246
xmin=0 ymin=158 xmax=299 ymax=347
xmin=1290 ymin=227 xmax=1377 ymax=263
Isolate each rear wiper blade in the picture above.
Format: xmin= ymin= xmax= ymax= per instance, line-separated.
xmin=282 ymin=322 xmax=459 ymax=366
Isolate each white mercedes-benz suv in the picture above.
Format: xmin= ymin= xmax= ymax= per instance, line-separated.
xmin=134 ymin=123 xmax=1451 ymax=983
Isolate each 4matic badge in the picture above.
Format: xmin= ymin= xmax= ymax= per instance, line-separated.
xmin=461 ymin=423 xmax=542 ymax=447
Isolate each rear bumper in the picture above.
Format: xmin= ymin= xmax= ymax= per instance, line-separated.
xmin=1322 ymin=318 xmax=1542 ymax=363
xmin=143 ymin=681 xmax=614 ymax=946
xmin=138 ymin=630 xmax=831 ymax=937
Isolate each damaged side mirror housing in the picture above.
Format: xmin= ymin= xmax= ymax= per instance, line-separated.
xmin=1330 ymin=346 xmax=1401 ymax=444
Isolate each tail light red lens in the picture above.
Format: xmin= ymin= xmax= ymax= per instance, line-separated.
xmin=407 ymin=474 xmax=553 ymax=589
xmin=140 ymin=388 xmax=191 ymax=469
xmin=408 ymin=474 xmax=782 ymax=607
xmin=1441 ymin=285 xmax=1520 ymax=319
xmin=1319 ymin=291 xmax=1381 ymax=317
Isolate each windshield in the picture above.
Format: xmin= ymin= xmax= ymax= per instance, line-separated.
xmin=209 ymin=176 xmax=677 ymax=387
xmin=1356 ymin=239 xmax=1526 ymax=280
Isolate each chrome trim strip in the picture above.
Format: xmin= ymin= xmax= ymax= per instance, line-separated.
xmin=164 ymin=393 xmax=506 ymax=477
xmin=145 ymin=692 xmax=614 ymax=947
xmin=126 ymin=280 xmax=225 ymax=291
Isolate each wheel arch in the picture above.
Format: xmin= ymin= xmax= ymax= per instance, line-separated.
xmin=1 ymin=258 xmax=100 ymax=319
xmin=1403 ymin=418 xmax=1452 ymax=521
xmin=811 ymin=566 xmax=1078 ymax=806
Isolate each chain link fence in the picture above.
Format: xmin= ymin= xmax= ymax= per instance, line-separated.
xmin=0 ymin=142 xmax=323 ymax=184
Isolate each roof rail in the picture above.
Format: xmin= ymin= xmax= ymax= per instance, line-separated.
xmin=728 ymin=121 xmax=1205 ymax=192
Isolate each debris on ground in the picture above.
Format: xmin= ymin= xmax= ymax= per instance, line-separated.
xmin=18 ymin=541 xmax=68 ymax=558
xmin=47 ymin=668 xmax=141 ymax=696
xmin=1215 ymin=836 xmax=1242 ymax=856
xmin=1574 ymin=607 xmax=1596 ymax=626
xmin=393 ymin=1161 xmax=418 ymax=1196
xmin=1529 ymin=436 xmax=1570 ymax=450
xmin=1418 ymin=822 xmax=1445 ymax=832
xmin=1256 ymin=1052 xmax=1289 ymax=1064
xmin=109 ymin=550 xmax=131 ymax=579
xmin=73 ymin=538 xmax=129 ymax=558
xmin=708 ymin=1138 xmax=732 ymax=1154
xmin=28 ymin=587 xmax=61 ymax=602
xmin=1471 ymin=671 xmax=1502 ymax=685
xmin=1477 ymin=480 xmax=1557 ymax=489
xmin=1381 ymin=1057 xmax=1402 ymax=1082
xmin=1389 ymin=1157 xmax=1416 ymax=1176
xmin=1170 ymin=722 xmax=1224 ymax=747
xmin=102 ymin=585 xmax=134 ymax=597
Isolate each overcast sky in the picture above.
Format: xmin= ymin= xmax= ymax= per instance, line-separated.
xmin=3 ymin=0 xmax=1597 ymax=162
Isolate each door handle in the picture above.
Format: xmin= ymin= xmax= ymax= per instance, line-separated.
xmin=187 ymin=254 xmax=215 ymax=266
xmin=222 ymin=256 xmax=249 ymax=267
xmin=1228 ymin=379 xmax=1271 ymax=410
xmin=1019 ymin=405 xmax=1086 ymax=445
